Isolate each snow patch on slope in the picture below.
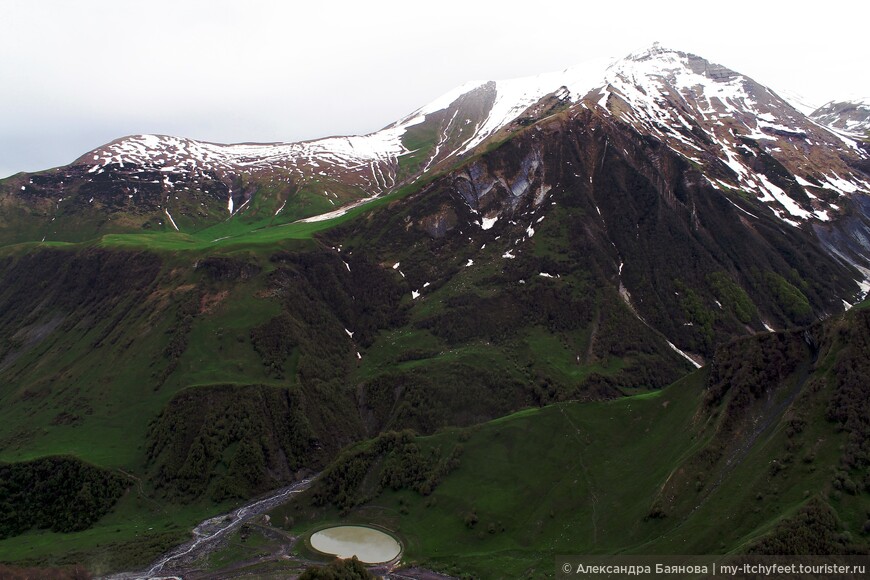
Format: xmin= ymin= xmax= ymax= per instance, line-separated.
xmin=458 ymin=57 xmax=614 ymax=154
xmin=599 ymin=44 xmax=869 ymax=228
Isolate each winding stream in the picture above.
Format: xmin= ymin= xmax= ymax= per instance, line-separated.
xmin=105 ymin=476 xmax=315 ymax=579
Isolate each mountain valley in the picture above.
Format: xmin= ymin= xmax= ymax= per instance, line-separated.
xmin=0 ymin=45 xmax=868 ymax=577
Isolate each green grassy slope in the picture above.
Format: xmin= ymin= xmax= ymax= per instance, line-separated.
xmin=0 ymin=244 xmax=362 ymax=569
xmin=272 ymin=309 xmax=870 ymax=578
xmin=0 ymin=201 xmax=693 ymax=572
xmin=0 ymin=151 xmax=396 ymax=248
xmin=274 ymin=376 xmax=704 ymax=577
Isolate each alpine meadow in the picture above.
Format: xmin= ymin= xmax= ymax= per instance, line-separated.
xmin=1 ymin=44 xmax=869 ymax=578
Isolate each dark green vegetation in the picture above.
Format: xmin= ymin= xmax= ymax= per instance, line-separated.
xmin=299 ymin=556 xmax=377 ymax=580
xmin=0 ymin=457 xmax=127 ymax=539
xmin=311 ymin=430 xmax=464 ymax=511
xmin=276 ymin=308 xmax=870 ymax=578
xmin=299 ymin=556 xmax=376 ymax=579
xmin=146 ymin=384 xmax=319 ymax=502
xmin=0 ymin=90 xmax=868 ymax=578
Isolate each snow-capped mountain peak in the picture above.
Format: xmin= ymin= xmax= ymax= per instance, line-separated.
xmin=4 ymin=43 xmax=869 ymax=248
xmin=591 ymin=45 xmax=869 ymax=226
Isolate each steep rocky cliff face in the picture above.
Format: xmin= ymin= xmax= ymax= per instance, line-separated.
xmin=332 ymin=104 xmax=864 ymax=364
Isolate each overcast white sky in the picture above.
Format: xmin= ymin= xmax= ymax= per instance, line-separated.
xmin=2 ymin=0 xmax=868 ymax=178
